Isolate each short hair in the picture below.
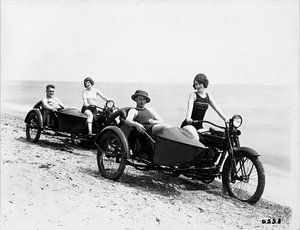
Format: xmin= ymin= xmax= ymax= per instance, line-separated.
xmin=46 ymin=84 xmax=55 ymax=90
xmin=84 ymin=77 xmax=94 ymax=87
xmin=193 ymin=73 xmax=209 ymax=89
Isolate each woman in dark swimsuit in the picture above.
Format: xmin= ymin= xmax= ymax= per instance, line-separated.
xmin=182 ymin=73 xmax=228 ymax=140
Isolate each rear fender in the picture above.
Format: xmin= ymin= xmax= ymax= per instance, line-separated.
xmin=233 ymin=147 xmax=260 ymax=158
xmin=96 ymin=126 xmax=130 ymax=158
xmin=24 ymin=109 xmax=43 ymax=129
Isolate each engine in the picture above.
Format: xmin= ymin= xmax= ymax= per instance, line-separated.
xmin=195 ymin=147 xmax=221 ymax=167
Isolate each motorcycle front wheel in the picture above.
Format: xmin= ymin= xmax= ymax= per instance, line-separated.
xmin=96 ymin=130 xmax=127 ymax=180
xmin=222 ymin=153 xmax=265 ymax=204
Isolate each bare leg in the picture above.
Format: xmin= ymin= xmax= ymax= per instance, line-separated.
xmin=87 ymin=122 xmax=93 ymax=135
xmin=182 ymin=125 xmax=199 ymax=140
xmin=152 ymin=123 xmax=171 ymax=135
xmin=84 ymin=110 xmax=93 ymax=134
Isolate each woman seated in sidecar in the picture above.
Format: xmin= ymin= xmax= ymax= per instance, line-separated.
xmin=125 ymin=90 xmax=171 ymax=135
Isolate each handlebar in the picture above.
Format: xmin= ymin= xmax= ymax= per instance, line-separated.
xmin=89 ymin=105 xmax=104 ymax=110
xmin=192 ymin=120 xmax=226 ymax=130
xmin=89 ymin=100 xmax=117 ymax=111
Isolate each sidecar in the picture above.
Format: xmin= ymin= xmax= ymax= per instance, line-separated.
xmin=96 ymin=107 xmax=209 ymax=180
xmin=24 ymin=100 xmax=116 ymax=144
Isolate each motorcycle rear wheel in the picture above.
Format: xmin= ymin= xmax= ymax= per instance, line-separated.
xmin=222 ymin=153 xmax=265 ymax=204
xmin=97 ymin=130 xmax=127 ymax=180
xmin=26 ymin=113 xmax=41 ymax=143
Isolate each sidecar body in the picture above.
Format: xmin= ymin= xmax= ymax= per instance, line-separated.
xmin=24 ymin=101 xmax=89 ymax=134
xmin=99 ymin=107 xmax=208 ymax=167
xmin=153 ymin=127 xmax=207 ymax=166
xmin=56 ymin=108 xmax=87 ymax=133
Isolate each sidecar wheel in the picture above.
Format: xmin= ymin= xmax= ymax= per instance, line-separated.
xmin=222 ymin=154 xmax=265 ymax=204
xmin=96 ymin=130 xmax=127 ymax=180
xmin=26 ymin=113 xmax=41 ymax=143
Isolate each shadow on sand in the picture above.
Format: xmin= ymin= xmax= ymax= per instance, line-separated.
xmin=16 ymin=137 xmax=91 ymax=157
xmin=80 ymin=167 xmax=225 ymax=199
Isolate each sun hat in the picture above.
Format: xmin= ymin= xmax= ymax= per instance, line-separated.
xmin=131 ymin=90 xmax=151 ymax=103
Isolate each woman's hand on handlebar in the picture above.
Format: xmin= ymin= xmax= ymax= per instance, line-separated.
xmin=186 ymin=118 xmax=193 ymax=125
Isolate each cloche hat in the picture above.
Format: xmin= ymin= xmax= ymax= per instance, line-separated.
xmin=131 ymin=90 xmax=151 ymax=103
xmin=84 ymin=77 xmax=94 ymax=86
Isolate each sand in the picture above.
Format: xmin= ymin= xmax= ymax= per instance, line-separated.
xmin=1 ymin=113 xmax=292 ymax=230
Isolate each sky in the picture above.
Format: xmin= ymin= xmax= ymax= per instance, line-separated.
xmin=1 ymin=0 xmax=299 ymax=85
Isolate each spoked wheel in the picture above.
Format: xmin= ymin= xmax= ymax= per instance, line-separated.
xmin=222 ymin=153 xmax=265 ymax=204
xmin=26 ymin=113 xmax=42 ymax=143
xmin=97 ymin=129 xmax=127 ymax=180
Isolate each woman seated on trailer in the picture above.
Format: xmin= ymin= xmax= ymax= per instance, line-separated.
xmin=125 ymin=90 xmax=171 ymax=136
xmin=181 ymin=73 xmax=228 ymax=140
xmin=81 ymin=77 xmax=110 ymax=136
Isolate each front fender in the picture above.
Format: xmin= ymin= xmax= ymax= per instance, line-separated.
xmin=96 ymin=126 xmax=130 ymax=158
xmin=104 ymin=109 xmax=124 ymax=126
xmin=24 ymin=109 xmax=43 ymax=129
xmin=233 ymin=146 xmax=260 ymax=158
xmin=104 ymin=107 xmax=131 ymax=126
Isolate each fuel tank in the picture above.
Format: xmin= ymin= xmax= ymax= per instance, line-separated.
xmin=57 ymin=108 xmax=87 ymax=133
xmin=153 ymin=127 xmax=207 ymax=166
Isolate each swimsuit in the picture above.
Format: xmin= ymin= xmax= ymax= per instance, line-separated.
xmin=81 ymin=88 xmax=98 ymax=114
xmin=134 ymin=108 xmax=155 ymax=132
xmin=181 ymin=92 xmax=210 ymax=129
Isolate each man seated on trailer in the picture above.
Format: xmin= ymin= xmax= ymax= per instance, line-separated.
xmin=125 ymin=90 xmax=171 ymax=136
xmin=41 ymin=84 xmax=65 ymax=127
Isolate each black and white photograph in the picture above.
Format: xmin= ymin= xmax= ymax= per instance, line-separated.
xmin=1 ymin=0 xmax=299 ymax=229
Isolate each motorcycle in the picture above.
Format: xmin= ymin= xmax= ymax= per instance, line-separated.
xmin=24 ymin=100 xmax=117 ymax=145
xmin=96 ymin=108 xmax=265 ymax=204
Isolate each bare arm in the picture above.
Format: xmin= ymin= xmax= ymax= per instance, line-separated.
xmin=96 ymin=89 xmax=109 ymax=102
xmin=186 ymin=92 xmax=196 ymax=121
xmin=125 ymin=109 xmax=145 ymax=132
xmin=148 ymin=108 xmax=163 ymax=124
xmin=208 ymin=94 xmax=228 ymax=122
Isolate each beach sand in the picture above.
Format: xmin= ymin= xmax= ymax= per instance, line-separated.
xmin=1 ymin=113 xmax=292 ymax=230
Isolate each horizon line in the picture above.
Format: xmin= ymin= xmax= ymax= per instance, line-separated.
xmin=1 ymin=79 xmax=293 ymax=87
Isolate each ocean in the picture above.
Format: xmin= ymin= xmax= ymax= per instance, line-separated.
xmin=1 ymin=81 xmax=293 ymax=171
